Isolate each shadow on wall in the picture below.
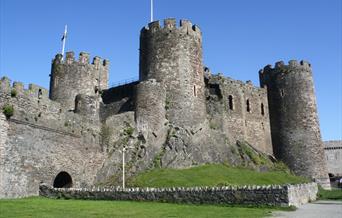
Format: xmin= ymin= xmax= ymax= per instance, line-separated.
xmin=53 ymin=171 xmax=73 ymax=188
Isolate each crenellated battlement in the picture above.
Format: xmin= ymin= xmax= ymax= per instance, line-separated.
xmin=0 ymin=77 xmax=49 ymax=100
xmin=259 ymin=60 xmax=312 ymax=76
xmin=53 ymin=51 xmax=109 ymax=68
xmin=140 ymin=18 xmax=201 ymax=38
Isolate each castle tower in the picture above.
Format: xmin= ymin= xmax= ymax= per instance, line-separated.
xmin=49 ymin=52 xmax=109 ymax=110
xmin=260 ymin=60 xmax=330 ymax=189
xmin=139 ymin=18 xmax=206 ymax=127
xmin=135 ymin=79 xmax=167 ymax=143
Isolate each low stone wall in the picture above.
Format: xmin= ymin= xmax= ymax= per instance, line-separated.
xmin=39 ymin=183 xmax=317 ymax=207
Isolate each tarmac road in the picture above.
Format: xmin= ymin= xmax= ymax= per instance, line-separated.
xmin=271 ymin=200 xmax=342 ymax=218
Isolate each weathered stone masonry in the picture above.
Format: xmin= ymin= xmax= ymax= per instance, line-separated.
xmin=324 ymin=140 xmax=342 ymax=177
xmin=0 ymin=77 xmax=105 ymax=198
xmin=260 ymin=61 xmax=330 ymax=189
xmin=40 ymin=183 xmax=318 ymax=207
xmin=0 ymin=18 xmax=331 ymax=198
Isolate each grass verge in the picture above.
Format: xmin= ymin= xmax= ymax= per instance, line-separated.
xmin=0 ymin=197 xmax=294 ymax=218
xmin=318 ymin=187 xmax=342 ymax=201
xmin=127 ymin=164 xmax=308 ymax=187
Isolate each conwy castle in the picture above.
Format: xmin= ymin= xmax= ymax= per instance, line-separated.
xmin=0 ymin=18 xmax=339 ymax=198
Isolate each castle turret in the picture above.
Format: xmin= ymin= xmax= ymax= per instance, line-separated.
xmin=260 ymin=60 xmax=330 ymax=189
xmin=139 ymin=18 xmax=206 ymax=127
xmin=49 ymin=52 xmax=109 ymax=110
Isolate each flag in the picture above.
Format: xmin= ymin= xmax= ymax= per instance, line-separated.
xmin=61 ymin=32 xmax=67 ymax=41
xmin=61 ymin=25 xmax=67 ymax=41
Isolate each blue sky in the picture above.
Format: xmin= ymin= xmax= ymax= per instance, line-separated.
xmin=0 ymin=0 xmax=341 ymax=140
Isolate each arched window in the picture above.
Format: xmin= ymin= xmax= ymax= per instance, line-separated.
xmin=261 ymin=103 xmax=265 ymax=116
xmin=53 ymin=171 xmax=73 ymax=188
xmin=246 ymin=99 xmax=250 ymax=112
xmin=228 ymin=95 xmax=233 ymax=110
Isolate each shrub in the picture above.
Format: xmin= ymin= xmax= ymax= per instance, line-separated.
xmin=10 ymin=89 xmax=17 ymax=97
xmin=2 ymin=104 xmax=14 ymax=119
xmin=123 ymin=124 xmax=134 ymax=137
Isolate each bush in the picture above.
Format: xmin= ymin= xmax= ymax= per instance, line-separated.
xmin=2 ymin=104 xmax=14 ymax=119
xmin=10 ymin=89 xmax=17 ymax=97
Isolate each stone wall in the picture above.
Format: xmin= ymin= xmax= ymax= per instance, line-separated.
xmin=260 ymin=61 xmax=330 ymax=189
xmin=0 ymin=77 xmax=105 ymax=198
xmin=205 ymin=74 xmax=273 ymax=154
xmin=0 ymin=113 xmax=9 ymax=198
xmin=324 ymin=140 xmax=342 ymax=176
xmin=39 ymin=183 xmax=318 ymax=207
xmin=100 ymin=82 xmax=138 ymax=121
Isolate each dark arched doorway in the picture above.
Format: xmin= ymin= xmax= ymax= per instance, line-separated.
xmin=53 ymin=171 xmax=73 ymax=188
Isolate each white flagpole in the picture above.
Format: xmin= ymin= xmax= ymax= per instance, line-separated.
xmin=150 ymin=0 xmax=153 ymax=22
xmin=61 ymin=25 xmax=67 ymax=60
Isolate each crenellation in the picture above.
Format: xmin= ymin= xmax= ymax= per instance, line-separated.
xmin=66 ymin=51 xmax=75 ymax=63
xmin=141 ymin=19 xmax=201 ymax=38
xmin=103 ymin=59 xmax=109 ymax=67
xmin=148 ymin=21 xmax=160 ymax=32
xmin=261 ymin=60 xmax=312 ymax=75
xmin=164 ymin=18 xmax=176 ymax=29
xmin=92 ymin=56 xmax=102 ymax=66
xmin=0 ymin=77 xmax=11 ymax=92
xmin=27 ymin=84 xmax=49 ymax=100
xmin=12 ymin=82 xmax=24 ymax=93
xmin=79 ymin=52 xmax=90 ymax=64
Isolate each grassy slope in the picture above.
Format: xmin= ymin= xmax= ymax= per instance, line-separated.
xmin=0 ymin=197 xmax=278 ymax=218
xmin=128 ymin=164 xmax=308 ymax=187
xmin=318 ymin=187 xmax=342 ymax=201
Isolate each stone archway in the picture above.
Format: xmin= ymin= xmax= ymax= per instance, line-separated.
xmin=53 ymin=171 xmax=73 ymax=188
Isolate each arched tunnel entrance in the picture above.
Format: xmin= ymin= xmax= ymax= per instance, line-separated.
xmin=53 ymin=171 xmax=73 ymax=188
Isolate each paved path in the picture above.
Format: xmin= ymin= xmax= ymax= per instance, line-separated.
xmin=272 ymin=200 xmax=342 ymax=218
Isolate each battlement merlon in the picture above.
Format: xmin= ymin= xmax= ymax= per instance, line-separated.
xmin=52 ymin=51 xmax=110 ymax=68
xmin=259 ymin=60 xmax=312 ymax=87
xmin=140 ymin=18 xmax=202 ymax=38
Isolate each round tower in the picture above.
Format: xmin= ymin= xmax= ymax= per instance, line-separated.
xmin=75 ymin=94 xmax=99 ymax=120
xmin=260 ymin=60 xmax=330 ymax=189
xmin=49 ymin=51 xmax=109 ymax=110
xmin=135 ymin=79 xmax=167 ymax=143
xmin=139 ymin=18 xmax=206 ymax=127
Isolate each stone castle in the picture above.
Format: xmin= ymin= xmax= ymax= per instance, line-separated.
xmin=0 ymin=18 xmax=332 ymax=198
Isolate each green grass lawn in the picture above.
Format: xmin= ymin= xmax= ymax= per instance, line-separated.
xmin=127 ymin=164 xmax=308 ymax=187
xmin=318 ymin=187 xmax=342 ymax=201
xmin=0 ymin=197 xmax=287 ymax=218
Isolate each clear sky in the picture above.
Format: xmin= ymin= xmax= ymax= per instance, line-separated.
xmin=0 ymin=0 xmax=341 ymax=140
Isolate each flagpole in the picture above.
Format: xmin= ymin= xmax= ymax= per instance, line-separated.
xmin=61 ymin=25 xmax=67 ymax=60
xmin=150 ymin=0 xmax=153 ymax=22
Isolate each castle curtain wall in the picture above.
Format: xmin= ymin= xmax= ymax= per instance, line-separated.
xmin=0 ymin=78 xmax=104 ymax=198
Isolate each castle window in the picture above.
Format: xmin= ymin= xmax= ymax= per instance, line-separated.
xmin=261 ymin=103 xmax=265 ymax=116
xmin=193 ymin=85 xmax=197 ymax=97
xmin=280 ymin=89 xmax=284 ymax=97
xmin=228 ymin=95 xmax=234 ymax=110
xmin=246 ymin=99 xmax=250 ymax=112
